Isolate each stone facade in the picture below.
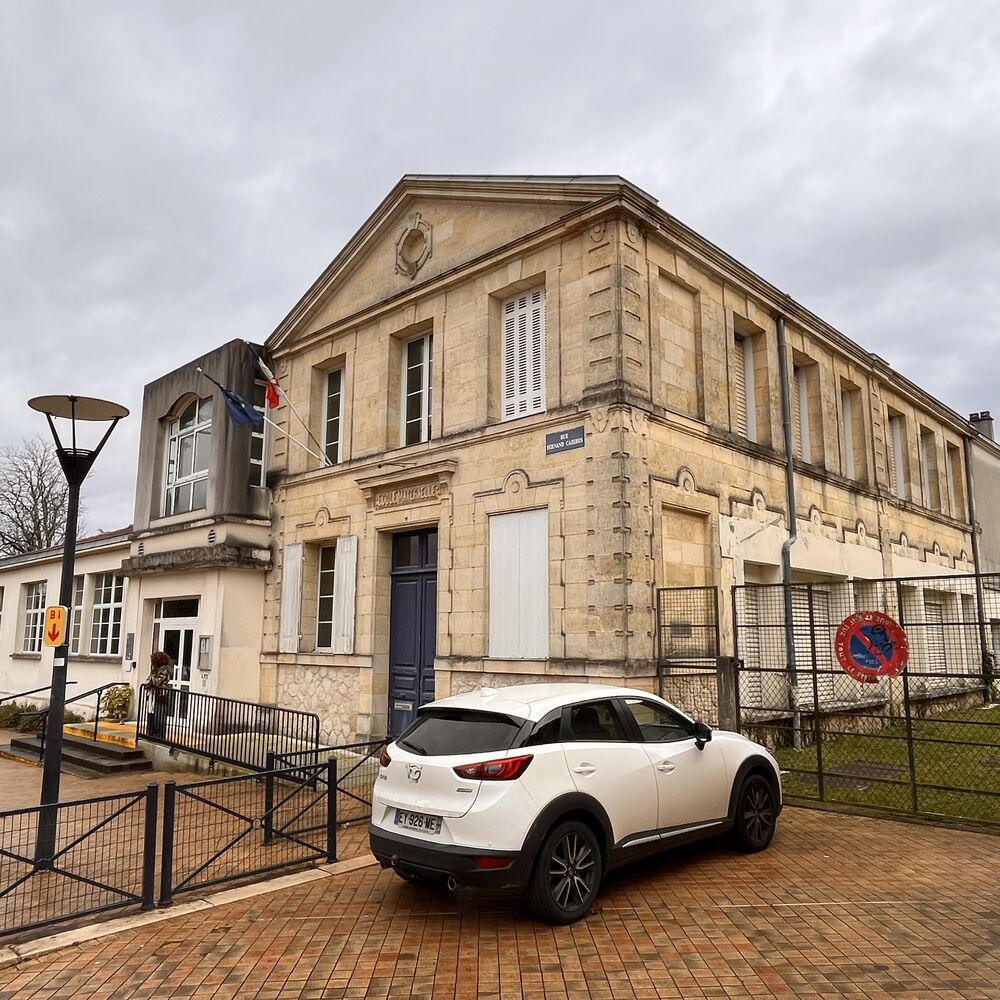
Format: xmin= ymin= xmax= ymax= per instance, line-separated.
xmin=259 ymin=175 xmax=995 ymax=741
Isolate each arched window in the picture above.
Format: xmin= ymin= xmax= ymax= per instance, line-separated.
xmin=163 ymin=396 xmax=212 ymax=515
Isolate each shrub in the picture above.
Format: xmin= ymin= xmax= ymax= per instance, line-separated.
xmin=102 ymin=684 xmax=132 ymax=722
xmin=15 ymin=706 xmax=85 ymax=734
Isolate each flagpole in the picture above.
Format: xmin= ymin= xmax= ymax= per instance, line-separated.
xmin=262 ymin=414 xmax=330 ymax=466
xmin=244 ymin=341 xmax=332 ymax=466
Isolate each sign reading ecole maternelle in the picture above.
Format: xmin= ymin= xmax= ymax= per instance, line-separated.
xmin=545 ymin=426 xmax=585 ymax=455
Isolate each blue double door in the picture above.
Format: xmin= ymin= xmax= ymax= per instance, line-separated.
xmin=388 ymin=528 xmax=438 ymax=737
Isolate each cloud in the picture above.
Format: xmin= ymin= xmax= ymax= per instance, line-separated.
xmin=1 ymin=0 xmax=997 ymax=526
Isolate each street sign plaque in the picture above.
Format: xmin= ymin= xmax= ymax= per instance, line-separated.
xmin=43 ymin=605 xmax=69 ymax=647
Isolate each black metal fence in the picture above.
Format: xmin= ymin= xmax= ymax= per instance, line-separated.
xmin=159 ymin=761 xmax=335 ymax=905
xmin=273 ymin=741 xmax=384 ymax=826
xmin=733 ymin=574 xmax=1000 ymax=826
xmin=137 ymin=685 xmax=322 ymax=771
xmin=0 ymin=787 xmax=156 ymax=938
xmin=0 ymin=737 xmax=377 ymax=939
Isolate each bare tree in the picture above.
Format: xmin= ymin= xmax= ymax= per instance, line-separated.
xmin=0 ymin=438 xmax=86 ymax=556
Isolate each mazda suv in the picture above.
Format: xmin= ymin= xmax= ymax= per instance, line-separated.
xmin=369 ymin=683 xmax=781 ymax=923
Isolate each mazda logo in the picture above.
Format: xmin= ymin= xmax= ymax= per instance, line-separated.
xmin=406 ymin=764 xmax=422 ymax=783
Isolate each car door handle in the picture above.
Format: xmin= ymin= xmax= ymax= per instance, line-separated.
xmin=656 ymin=762 xmax=676 ymax=774
xmin=572 ymin=764 xmax=597 ymax=776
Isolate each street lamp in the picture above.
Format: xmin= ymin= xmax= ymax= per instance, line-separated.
xmin=27 ymin=394 xmax=128 ymax=865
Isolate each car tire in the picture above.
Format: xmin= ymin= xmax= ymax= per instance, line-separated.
xmin=526 ymin=820 xmax=602 ymax=924
xmin=731 ymin=773 xmax=777 ymax=852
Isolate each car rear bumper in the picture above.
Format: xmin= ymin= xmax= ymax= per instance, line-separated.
xmin=369 ymin=825 xmax=533 ymax=890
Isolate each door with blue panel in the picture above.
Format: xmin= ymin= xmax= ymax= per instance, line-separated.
xmin=388 ymin=529 xmax=438 ymax=737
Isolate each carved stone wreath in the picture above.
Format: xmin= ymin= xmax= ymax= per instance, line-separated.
xmin=395 ymin=212 xmax=433 ymax=278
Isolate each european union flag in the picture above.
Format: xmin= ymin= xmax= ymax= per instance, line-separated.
xmin=198 ymin=369 xmax=264 ymax=431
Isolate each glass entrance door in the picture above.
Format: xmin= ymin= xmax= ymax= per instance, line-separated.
xmin=152 ymin=598 xmax=200 ymax=725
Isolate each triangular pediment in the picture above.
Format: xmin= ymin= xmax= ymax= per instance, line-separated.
xmin=268 ymin=175 xmax=651 ymax=351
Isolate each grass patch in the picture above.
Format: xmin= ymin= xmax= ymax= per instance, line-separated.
xmin=775 ymin=703 xmax=1000 ymax=825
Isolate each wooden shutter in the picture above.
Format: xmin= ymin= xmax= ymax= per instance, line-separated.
xmin=732 ymin=336 xmax=748 ymax=437
xmin=279 ymin=542 xmax=303 ymax=653
xmin=791 ymin=368 xmax=803 ymax=458
xmin=488 ymin=509 xmax=549 ymax=658
xmin=331 ymin=534 xmax=357 ymax=654
xmin=740 ymin=588 xmax=762 ymax=708
xmin=924 ymin=598 xmax=947 ymax=682
xmin=841 ymin=391 xmax=855 ymax=479
xmin=501 ymin=287 xmax=546 ymax=420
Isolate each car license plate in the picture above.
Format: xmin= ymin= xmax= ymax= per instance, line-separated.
xmin=394 ymin=808 xmax=443 ymax=835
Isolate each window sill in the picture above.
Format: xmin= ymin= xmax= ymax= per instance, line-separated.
xmin=69 ymin=654 xmax=124 ymax=664
xmin=10 ymin=652 xmax=42 ymax=661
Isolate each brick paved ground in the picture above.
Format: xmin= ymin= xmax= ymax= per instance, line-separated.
xmin=1 ymin=807 xmax=998 ymax=999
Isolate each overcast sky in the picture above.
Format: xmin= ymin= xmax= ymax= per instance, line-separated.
xmin=2 ymin=0 xmax=998 ymax=531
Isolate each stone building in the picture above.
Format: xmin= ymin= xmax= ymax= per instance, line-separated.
xmin=258 ymin=174 xmax=991 ymax=742
xmin=119 ymin=339 xmax=272 ymax=712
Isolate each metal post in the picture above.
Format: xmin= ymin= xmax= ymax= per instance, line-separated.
xmin=35 ymin=479 xmax=81 ymax=868
xmin=897 ymin=580 xmax=919 ymax=814
xmin=806 ymin=585 xmax=825 ymax=802
xmin=326 ymin=758 xmax=337 ymax=863
xmin=159 ymin=781 xmax=176 ymax=906
xmin=141 ymin=783 xmax=158 ymax=910
xmin=29 ymin=394 xmax=126 ymax=867
xmin=263 ymin=751 xmax=275 ymax=847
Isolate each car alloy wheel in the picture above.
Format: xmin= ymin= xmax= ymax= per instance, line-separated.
xmin=527 ymin=820 xmax=601 ymax=923
xmin=734 ymin=774 xmax=776 ymax=852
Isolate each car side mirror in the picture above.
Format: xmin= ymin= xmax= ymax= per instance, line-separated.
xmin=694 ymin=721 xmax=712 ymax=750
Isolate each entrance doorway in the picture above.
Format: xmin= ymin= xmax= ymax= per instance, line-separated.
xmin=152 ymin=598 xmax=199 ymax=724
xmin=388 ymin=529 xmax=437 ymax=737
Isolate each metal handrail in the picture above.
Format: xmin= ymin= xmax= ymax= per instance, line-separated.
xmin=137 ymin=684 xmax=321 ymax=772
xmin=26 ymin=682 xmax=129 ymax=755
xmin=0 ymin=682 xmax=78 ymax=708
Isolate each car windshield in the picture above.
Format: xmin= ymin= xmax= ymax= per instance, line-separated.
xmin=397 ymin=709 xmax=524 ymax=756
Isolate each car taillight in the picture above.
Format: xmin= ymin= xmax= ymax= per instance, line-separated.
xmin=379 ymin=746 xmax=391 ymax=768
xmin=473 ymin=856 xmax=513 ymax=870
xmin=453 ymin=754 xmax=533 ymax=781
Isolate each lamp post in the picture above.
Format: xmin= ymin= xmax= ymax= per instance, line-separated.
xmin=28 ymin=394 xmax=128 ymax=866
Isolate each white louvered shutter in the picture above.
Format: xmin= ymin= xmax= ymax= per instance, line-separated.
xmin=791 ymin=368 xmax=802 ymax=458
xmin=331 ymin=535 xmax=357 ymax=655
xmin=279 ymin=542 xmax=303 ymax=653
xmin=501 ymin=287 xmax=546 ymax=420
xmin=924 ymin=599 xmax=947 ymax=684
xmin=732 ymin=336 xmax=748 ymax=437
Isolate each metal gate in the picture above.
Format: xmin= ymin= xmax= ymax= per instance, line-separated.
xmin=732 ymin=574 xmax=1000 ymax=827
xmin=655 ymin=586 xmax=721 ymax=724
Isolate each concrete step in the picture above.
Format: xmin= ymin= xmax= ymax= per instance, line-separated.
xmin=7 ymin=735 xmax=153 ymax=776
xmin=0 ymin=743 xmax=104 ymax=779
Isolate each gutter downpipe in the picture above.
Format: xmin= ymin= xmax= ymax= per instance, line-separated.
xmin=962 ymin=434 xmax=994 ymax=699
xmin=776 ymin=312 xmax=802 ymax=747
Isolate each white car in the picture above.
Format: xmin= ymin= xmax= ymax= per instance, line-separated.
xmin=369 ymin=683 xmax=782 ymax=923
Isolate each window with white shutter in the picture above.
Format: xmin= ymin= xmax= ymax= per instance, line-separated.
xmin=888 ymin=413 xmax=907 ymax=499
xmin=501 ymin=287 xmax=546 ymax=421
xmin=732 ymin=336 xmax=747 ymax=437
xmin=792 ymin=366 xmax=809 ymax=461
xmin=732 ymin=334 xmax=756 ymax=441
xmin=279 ymin=543 xmax=304 ymax=653
xmin=488 ymin=509 xmax=549 ymax=658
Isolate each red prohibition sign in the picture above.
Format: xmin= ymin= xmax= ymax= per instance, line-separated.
xmin=834 ymin=611 xmax=909 ymax=684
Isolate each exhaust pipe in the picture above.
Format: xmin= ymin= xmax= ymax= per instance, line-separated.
xmin=445 ymin=875 xmax=457 ymax=892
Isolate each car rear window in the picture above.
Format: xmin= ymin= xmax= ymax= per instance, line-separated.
xmin=397 ymin=710 xmax=524 ymax=756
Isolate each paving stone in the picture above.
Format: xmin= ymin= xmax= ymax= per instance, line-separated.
xmin=0 ymin=808 xmax=997 ymax=997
